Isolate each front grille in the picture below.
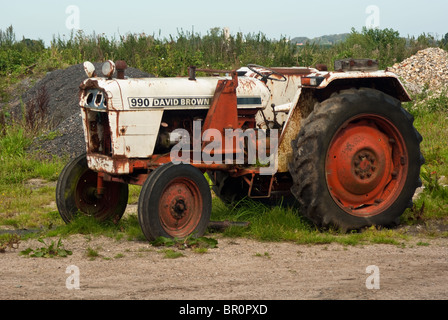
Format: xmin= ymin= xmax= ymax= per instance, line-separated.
xmin=84 ymin=109 xmax=112 ymax=156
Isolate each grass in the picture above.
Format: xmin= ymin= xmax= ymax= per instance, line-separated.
xmin=0 ymin=233 xmax=20 ymax=252
xmin=400 ymin=89 xmax=448 ymax=224
xmin=161 ymin=249 xmax=184 ymax=259
xmin=86 ymin=247 xmax=100 ymax=260
xmin=254 ymin=252 xmax=271 ymax=259
xmin=210 ymin=197 xmax=414 ymax=246
xmin=0 ymin=123 xmax=66 ymax=230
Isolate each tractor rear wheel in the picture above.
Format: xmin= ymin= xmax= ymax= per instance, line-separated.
xmin=289 ymin=88 xmax=424 ymax=230
xmin=56 ymin=154 xmax=129 ymax=224
xmin=138 ymin=163 xmax=212 ymax=241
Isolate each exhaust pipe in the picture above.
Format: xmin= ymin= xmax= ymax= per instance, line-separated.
xmin=116 ymin=60 xmax=128 ymax=79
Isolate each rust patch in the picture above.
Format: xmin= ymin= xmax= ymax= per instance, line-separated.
xmin=238 ymin=78 xmax=257 ymax=91
xmin=79 ymin=79 xmax=101 ymax=91
xmin=315 ymin=64 xmax=328 ymax=71
xmin=277 ymin=89 xmax=317 ymax=173
xmin=115 ymin=60 xmax=128 ymax=80
xmin=270 ymin=67 xmax=314 ymax=76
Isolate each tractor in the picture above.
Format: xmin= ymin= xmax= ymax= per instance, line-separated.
xmin=56 ymin=58 xmax=423 ymax=241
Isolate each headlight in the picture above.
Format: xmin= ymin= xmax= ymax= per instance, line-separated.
xmin=102 ymin=60 xmax=115 ymax=78
xmin=83 ymin=61 xmax=96 ymax=78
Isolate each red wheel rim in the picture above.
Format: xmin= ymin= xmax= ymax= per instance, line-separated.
xmin=326 ymin=114 xmax=408 ymax=217
xmin=159 ymin=177 xmax=203 ymax=237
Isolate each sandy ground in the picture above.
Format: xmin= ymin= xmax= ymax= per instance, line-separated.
xmin=0 ymin=231 xmax=447 ymax=301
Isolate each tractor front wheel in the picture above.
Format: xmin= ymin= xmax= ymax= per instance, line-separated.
xmin=138 ymin=163 xmax=212 ymax=241
xmin=56 ymin=154 xmax=129 ymax=224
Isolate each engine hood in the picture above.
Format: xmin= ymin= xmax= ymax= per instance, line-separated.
xmin=79 ymin=76 xmax=271 ymax=111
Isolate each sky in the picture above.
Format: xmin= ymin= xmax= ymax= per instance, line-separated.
xmin=0 ymin=0 xmax=447 ymax=46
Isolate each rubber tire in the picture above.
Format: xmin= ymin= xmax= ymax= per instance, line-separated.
xmin=207 ymin=171 xmax=296 ymax=207
xmin=56 ymin=154 xmax=129 ymax=224
xmin=138 ymin=163 xmax=212 ymax=241
xmin=207 ymin=171 xmax=248 ymax=205
xmin=289 ymin=88 xmax=424 ymax=230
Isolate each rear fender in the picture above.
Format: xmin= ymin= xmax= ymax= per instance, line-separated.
xmin=316 ymin=75 xmax=411 ymax=103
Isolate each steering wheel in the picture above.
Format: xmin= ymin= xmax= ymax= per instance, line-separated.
xmin=247 ymin=64 xmax=287 ymax=82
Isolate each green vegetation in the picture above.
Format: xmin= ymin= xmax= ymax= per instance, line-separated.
xmin=20 ymin=238 xmax=72 ymax=258
xmin=0 ymin=233 xmax=20 ymax=252
xmin=0 ymin=25 xmax=447 ymax=88
xmin=161 ymin=249 xmax=185 ymax=259
xmin=0 ymin=123 xmax=65 ymax=230
xmin=0 ymin=26 xmax=447 ymax=251
xmin=211 ymin=198 xmax=412 ymax=245
xmin=400 ymin=88 xmax=448 ymax=225
xmin=291 ymin=33 xmax=350 ymax=46
xmin=254 ymin=252 xmax=271 ymax=259
xmin=151 ymin=235 xmax=219 ymax=249
xmin=86 ymin=247 xmax=100 ymax=260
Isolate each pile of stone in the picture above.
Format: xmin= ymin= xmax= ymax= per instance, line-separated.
xmin=388 ymin=47 xmax=448 ymax=95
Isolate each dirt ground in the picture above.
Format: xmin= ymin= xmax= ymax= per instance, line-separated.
xmin=0 ymin=229 xmax=447 ymax=301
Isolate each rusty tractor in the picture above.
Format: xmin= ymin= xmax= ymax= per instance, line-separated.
xmin=56 ymin=59 xmax=423 ymax=240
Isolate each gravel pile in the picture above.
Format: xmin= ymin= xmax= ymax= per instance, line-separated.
xmin=388 ymin=47 xmax=448 ymax=95
xmin=25 ymin=63 xmax=152 ymax=159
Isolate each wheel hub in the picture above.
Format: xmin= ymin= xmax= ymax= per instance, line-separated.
xmin=171 ymin=198 xmax=187 ymax=220
xmin=353 ymin=150 xmax=376 ymax=180
xmin=159 ymin=178 xmax=203 ymax=236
